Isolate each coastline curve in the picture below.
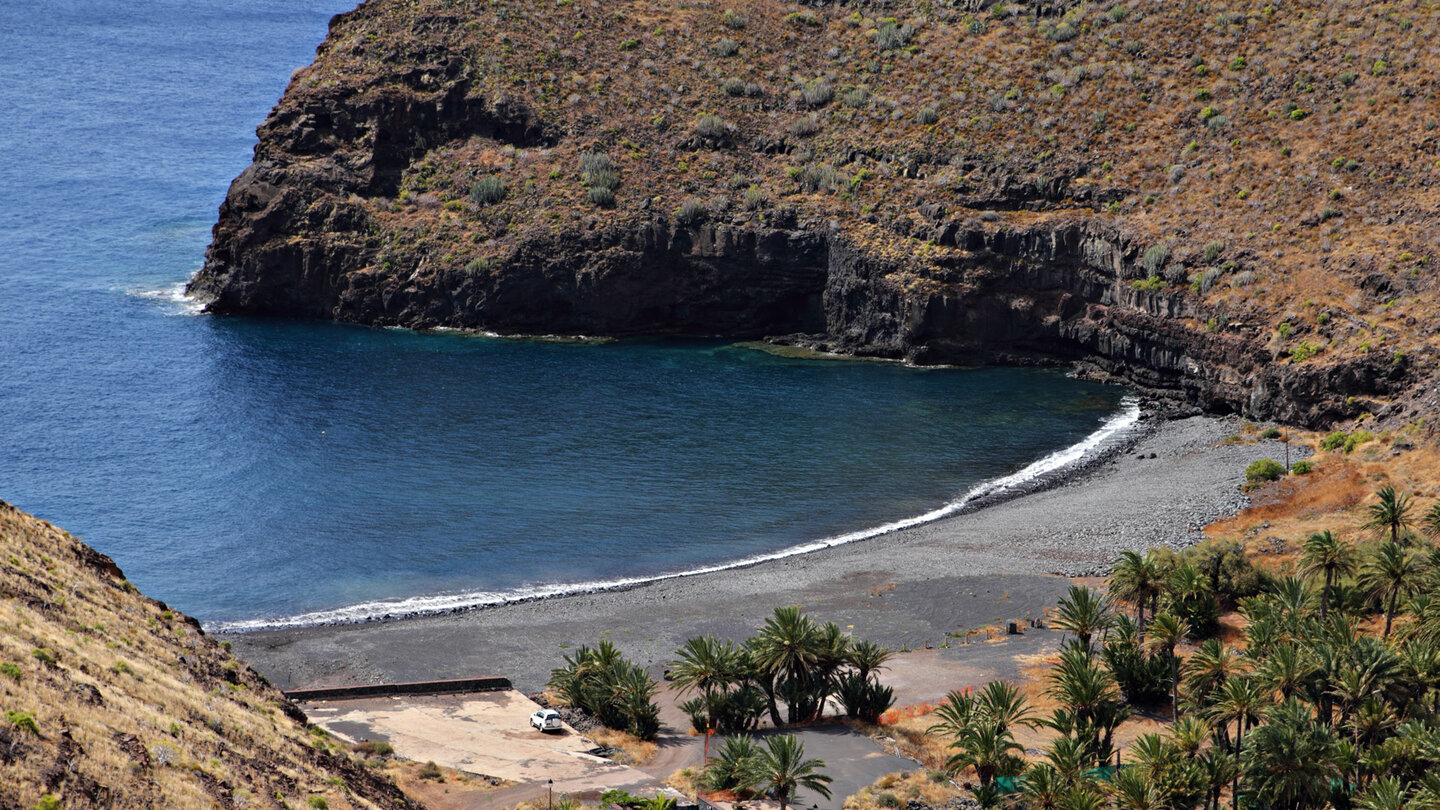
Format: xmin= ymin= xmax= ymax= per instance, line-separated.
xmin=212 ymin=396 xmax=1142 ymax=634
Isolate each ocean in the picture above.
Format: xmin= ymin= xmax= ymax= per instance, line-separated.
xmin=0 ymin=0 xmax=1131 ymax=629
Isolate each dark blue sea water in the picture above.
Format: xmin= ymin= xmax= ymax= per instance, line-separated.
xmin=0 ymin=1 xmax=1132 ymax=629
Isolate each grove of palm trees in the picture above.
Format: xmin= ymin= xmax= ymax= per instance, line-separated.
xmin=934 ymin=485 xmax=1440 ymax=809
xmin=548 ymin=606 xmax=894 ymax=806
xmin=671 ymin=606 xmax=897 ymax=733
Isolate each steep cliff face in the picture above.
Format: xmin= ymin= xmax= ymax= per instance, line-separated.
xmin=190 ymin=0 xmax=1440 ymax=427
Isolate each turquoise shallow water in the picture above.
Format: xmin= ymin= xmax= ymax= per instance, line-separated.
xmin=0 ymin=0 xmax=1130 ymax=628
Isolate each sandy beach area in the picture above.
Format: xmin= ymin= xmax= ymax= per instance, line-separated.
xmin=229 ymin=411 xmax=1290 ymax=693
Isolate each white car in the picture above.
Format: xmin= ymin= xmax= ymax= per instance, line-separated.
xmin=529 ymin=708 xmax=563 ymax=732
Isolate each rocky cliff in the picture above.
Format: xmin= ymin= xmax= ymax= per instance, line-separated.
xmin=0 ymin=502 xmax=425 ymax=810
xmin=190 ymin=0 xmax=1440 ymax=427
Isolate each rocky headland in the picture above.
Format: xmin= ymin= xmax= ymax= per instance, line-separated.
xmin=188 ymin=0 xmax=1440 ymax=428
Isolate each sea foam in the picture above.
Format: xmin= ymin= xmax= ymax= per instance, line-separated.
xmin=210 ymin=397 xmax=1141 ymax=633
xmin=128 ymin=282 xmax=204 ymax=315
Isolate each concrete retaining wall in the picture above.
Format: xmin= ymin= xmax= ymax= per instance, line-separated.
xmin=284 ymin=676 xmax=511 ymax=702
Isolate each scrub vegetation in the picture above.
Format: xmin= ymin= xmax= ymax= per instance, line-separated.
xmin=0 ymin=501 xmax=421 ymax=810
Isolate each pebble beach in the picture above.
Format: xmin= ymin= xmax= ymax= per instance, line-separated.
xmin=230 ymin=412 xmax=1288 ymax=692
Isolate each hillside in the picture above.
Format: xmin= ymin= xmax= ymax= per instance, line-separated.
xmin=0 ymin=501 xmax=424 ymax=810
xmin=189 ymin=0 xmax=1440 ymax=426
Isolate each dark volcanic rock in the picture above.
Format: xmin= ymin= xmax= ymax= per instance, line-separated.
xmin=186 ymin=0 xmax=1426 ymax=430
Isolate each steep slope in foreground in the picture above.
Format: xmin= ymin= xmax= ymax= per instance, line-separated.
xmin=190 ymin=0 xmax=1440 ymax=427
xmin=0 ymin=502 xmax=424 ymax=810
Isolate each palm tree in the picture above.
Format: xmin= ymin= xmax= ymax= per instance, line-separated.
xmin=1208 ymin=676 xmax=1268 ymax=810
xmin=1065 ymin=791 xmax=1108 ymax=810
xmin=1354 ymin=774 xmax=1410 ymax=810
xmin=1360 ymin=542 xmax=1422 ymax=637
xmin=1053 ymin=585 xmax=1115 ymax=651
xmin=1412 ymin=772 xmax=1440 ymax=809
xmin=845 ymin=639 xmax=893 ymax=680
xmin=1167 ymin=561 xmax=1220 ymax=637
xmin=1144 ymin=612 xmax=1189 ymax=720
xmin=1110 ymin=551 xmax=1166 ymax=633
xmin=752 ymin=734 xmax=832 ymax=810
xmin=700 ymin=735 xmax=760 ymax=792
xmin=1424 ymin=502 xmax=1440 ymax=541
xmin=1017 ymin=763 xmax=1066 ymax=810
xmin=1269 ymin=575 xmax=1315 ymax=622
xmin=1048 ymin=645 xmax=1117 ymax=725
xmin=1046 ymin=646 xmax=1131 ymax=766
xmin=1400 ymin=643 xmax=1440 ymax=717
xmin=1242 ymin=698 xmax=1339 ymax=810
xmin=946 ymin=722 xmax=1025 ymax=788
xmin=1258 ymin=643 xmax=1316 ymax=701
xmin=1198 ymin=747 xmax=1237 ymax=810
xmin=1365 ymin=485 xmax=1414 ymax=545
xmin=610 ymin=662 xmax=661 ymax=739
xmin=1300 ymin=530 xmax=1357 ymax=621
xmin=1044 ymin=734 xmax=1092 ymax=785
xmin=1110 ymin=765 xmax=1163 ymax=810
xmin=1183 ymin=640 xmax=1246 ymax=711
xmin=671 ymin=636 xmax=743 ymax=699
xmin=1327 ymin=636 xmax=1400 ymax=736
xmin=1129 ymin=732 xmax=1180 ymax=778
xmin=973 ymin=680 xmax=1035 ymax=734
xmin=1170 ymin=715 xmax=1212 ymax=758
xmin=750 ymin=606 xmax=823 ymax=724
xmin=927 ymin=689 xmax=976 ymax=739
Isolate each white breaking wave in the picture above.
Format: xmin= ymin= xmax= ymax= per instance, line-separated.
xmin=128 ymin=282 xmax=204 ymax=315
xmin=210 ymin=396 xmax=1142 ymax=633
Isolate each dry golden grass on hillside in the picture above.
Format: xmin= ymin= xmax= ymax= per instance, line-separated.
xmin=843 ymin=770 xmax=959 ymax=810
xmin=0 ymin=501 xmax=421 ymax=810
xmin=285 ymin=0 xmax=1439 ymax=367
xmin=1207 ymin=419 xmax=1440 ymax=569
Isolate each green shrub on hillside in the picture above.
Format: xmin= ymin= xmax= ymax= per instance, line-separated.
xmin=1344 ymin=429 xmax=1374 ymax=453
xmin=1320 ymin=430 xmax=1373 ymax=453
xmin=1245 ymin=458 xmax=1286 ymax=482
xmin=1291 ymin=460 xmax=1313 ymax=474
xmin=1141 ymin=243 xmax=1170 ymax=274
xmin=469 ymin=176 xmax=507 ymax=205
xmin=874 ymin=21 xmax=914 ymax=51
xmin=801 ymin=78 xmax=834 ymax=107
xmin=6 ymin=710 xmax=39 ymax=735
xmin=675 ymin=198 xmax=707 ymax=224
xmin=696 ymin=114 xmax=729 ymax=140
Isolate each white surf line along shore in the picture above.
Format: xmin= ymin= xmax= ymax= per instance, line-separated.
xmin=211 ymin=397 xmax=1142 ymax=633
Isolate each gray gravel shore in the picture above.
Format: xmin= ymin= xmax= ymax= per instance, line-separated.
xmin=229 ymin=412 xmax=1291 ymax=693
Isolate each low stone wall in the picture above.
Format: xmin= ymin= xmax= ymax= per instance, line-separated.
xmin=284 ymin=676 xmax=511 ymax=702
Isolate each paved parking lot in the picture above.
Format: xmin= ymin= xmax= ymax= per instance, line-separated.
xmin=302 ymin=690 xmax=661 ymax=791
